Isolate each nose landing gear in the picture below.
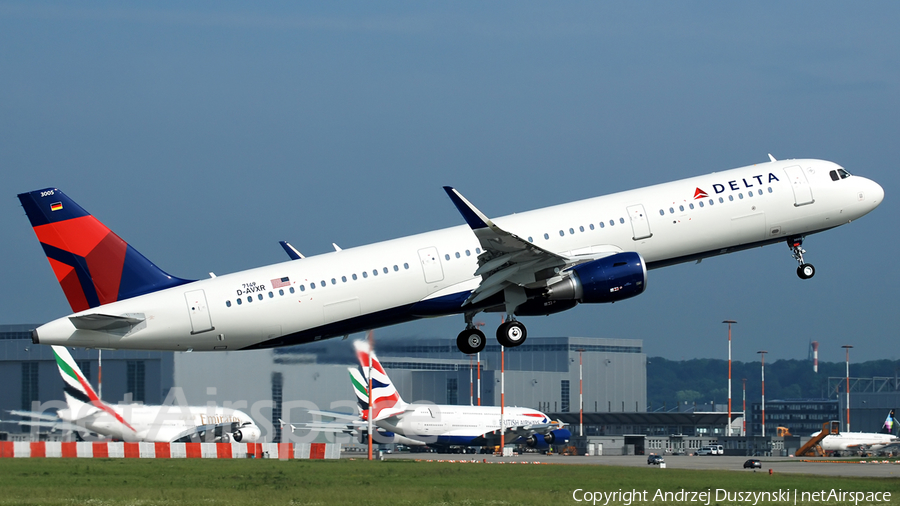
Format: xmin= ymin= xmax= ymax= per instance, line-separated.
xmin=789 ymin=238 xmax=815 ymax=279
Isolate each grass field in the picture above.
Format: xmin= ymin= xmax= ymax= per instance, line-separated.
xmin=1 ymin=458 xmax=897 ymax=505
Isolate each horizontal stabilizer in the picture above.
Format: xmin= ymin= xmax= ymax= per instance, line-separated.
xmin=69 ymin=313 xmax=144 ymax=331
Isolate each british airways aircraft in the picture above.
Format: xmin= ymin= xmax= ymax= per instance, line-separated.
xmin=18 ymin=156 xmax=883 ymax=354
xmin=286 ymin=340 xmax=570 ymax=450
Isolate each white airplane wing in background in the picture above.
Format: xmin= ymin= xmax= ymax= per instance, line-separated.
xmin=4 ymin=410 xmax=89 ymax=434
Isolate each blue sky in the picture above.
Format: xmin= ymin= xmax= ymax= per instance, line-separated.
xmin=1 ymin=2 xmax=897 ymax=363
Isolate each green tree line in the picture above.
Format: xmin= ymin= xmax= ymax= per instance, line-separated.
xmin=646 ymin=357 xmax=900 ymax=411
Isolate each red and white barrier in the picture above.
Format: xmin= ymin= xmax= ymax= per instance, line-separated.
xmin=0 ymin=441 xmax=339 ymax=459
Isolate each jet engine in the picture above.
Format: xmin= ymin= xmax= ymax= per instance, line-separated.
xmin=544 ymin=428 xmax=571 ymax=445
xmin=232 ymin=424 xmax=261 ymax=443
xmin=526 ymin=427 xmax=571 ymax=449
xmin=545 ymin=252 xmax=647 ymax=304
xmin=526 ymin=434 xmax=549 ymax=449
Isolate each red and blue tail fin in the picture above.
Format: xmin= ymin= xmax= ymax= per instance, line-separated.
xmin=17 ymin=188 xmax=191 ymax=312
xmin=353 ymin=340 xmax=406 ymax=420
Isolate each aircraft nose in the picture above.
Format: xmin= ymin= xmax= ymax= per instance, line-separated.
xmin=870 ymin=179 xmax=885 ymax=206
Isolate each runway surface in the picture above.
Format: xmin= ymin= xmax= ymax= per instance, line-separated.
xmin=380 ymin=453 xmax=900 ymax=478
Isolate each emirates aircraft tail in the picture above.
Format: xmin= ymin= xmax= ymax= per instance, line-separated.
xmin=51 ymin=345 xmax=136 ymax=433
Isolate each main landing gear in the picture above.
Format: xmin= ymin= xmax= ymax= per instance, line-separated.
xmin=456 ymin=313 xmax=528 ymax=354
xmin=789 ymin=237 xmax=815 ymax=280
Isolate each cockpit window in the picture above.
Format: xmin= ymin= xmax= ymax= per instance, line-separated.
xmin=831 ymin=168 xmax=852 ymax=181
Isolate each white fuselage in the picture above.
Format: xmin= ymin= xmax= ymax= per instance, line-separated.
xmin=58 ymin=404 xmax=257 ymax=443
xmin=375 ymin=404 xmax=551 ymax=446
xmin=34 ymin=158 xmax=883 ymax=351
xmin=816 ymin=432 xmax=899 ymax=452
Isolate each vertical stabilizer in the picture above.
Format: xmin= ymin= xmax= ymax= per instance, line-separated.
xmin=51 ymin=346 xmax=135 ymax=432
xmin=352 ymin=340 xmax=406 ymax=420
xmin=17 ymin=188 xmax=191 ymax=312
xmin=882 ymin=409 xmax=897 ymax=435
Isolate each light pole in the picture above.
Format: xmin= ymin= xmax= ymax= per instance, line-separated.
xmin=723 ymin=320 xmax=737 ymax=436
xmin=741 ymin=378 xmax=747 ymax=437
xmin=842 ymin=345 xmax=853 ymax=432
xmin=578 ymin=348 xmax=584 ymax=437
xmin=757 ymin=351 xmax=767 ymax=437
xmin=500 ymin=344 xmax=505 ymax=454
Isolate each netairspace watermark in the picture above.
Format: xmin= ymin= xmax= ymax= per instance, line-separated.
xmin=572 ymin=488 xmax=892 ymax=506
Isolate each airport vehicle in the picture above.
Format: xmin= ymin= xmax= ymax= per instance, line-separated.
xmin=647 ymin=454 xmax=665 ymax=465
xmin=293 ymin=340 xmax=570 ymax=452
xmin=696 ymin=445 xmax=722 ymax=456
xmin=10 ymin=346 xmax=261 ymax=443
xmin=18 ymin=157 xmax=883 ymax=353
xmin=816 ymin=410 xmax=899 ymax=455
xmin=743 ymin=459 xmax=761 ymax=469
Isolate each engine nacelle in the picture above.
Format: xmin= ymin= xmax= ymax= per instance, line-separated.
xmin=232 ymin=424 xmax=261 ymax=443
xmin=545 ymin=252 xmax=647 ymax=304
xmin=526 ymin=433 xmax=549 ymax=449
xmin=512 ymin=298 xmax=578 ymax=316
xmin=544 ymin=428 xmax=571 ymax=445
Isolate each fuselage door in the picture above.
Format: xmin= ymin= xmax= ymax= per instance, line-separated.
xmin=626 ymin=204 xmax=653 ymax=240
xmin=185 ymin=289 xmax=214 ymax=334
xmin=417 ymin=247 xmax=444 ymax=283
xmin=784 ymin=165 xmax=815 ymax=206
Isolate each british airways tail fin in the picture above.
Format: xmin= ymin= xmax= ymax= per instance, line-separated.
xmin=17 ymin=188 xmax=192 ymax=312
xmin=352 ymin=340 xmax=406 ymax=420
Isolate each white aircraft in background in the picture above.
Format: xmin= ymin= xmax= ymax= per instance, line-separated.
xmin=817 ymin=410 xmax=899 ymax=454
xmin=18 ymin=156 xmax=883 ymax=353
xmin=286 ymin=340 xmax=570 ymax=451
xmin=9 ymin=346 xmax=261 ymax=443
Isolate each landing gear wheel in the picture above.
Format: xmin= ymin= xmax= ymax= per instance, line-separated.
xmin=797 ymin=263 xmax=815 ymax=279
xmin=496 ymin=321 xmax=527 ymax=347
xmin=457 ymin=328 xmax=486 ymax=354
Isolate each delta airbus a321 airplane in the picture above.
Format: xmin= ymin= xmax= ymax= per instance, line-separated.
xmin=18 ymin=156 xmax=883 ymax=354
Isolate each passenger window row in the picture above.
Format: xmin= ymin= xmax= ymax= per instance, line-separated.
xmin=659 ymin=187 xmax=772 ymax=216
xmin=225 ymin=262 xmax=412 ymax=308
xmin=444 ymin=248 xmax=482 ymax=261
xmin=526 ymin=216 xmax=627 ymax=243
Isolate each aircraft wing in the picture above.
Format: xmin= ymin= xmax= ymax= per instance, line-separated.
xmin=505 ymin=422 xmax=554 ymax=438
xmin=8 ymin=410 xmax=62 ymax=422
xmin=443 ymin=187 xmax=620 ymax=305
xmin=305 ymin=409 xmax=360 ymax=422
xmin=289 ymin=420 xmax=363 ymax=435
xmin=3 ymin=412 xmax=87 ymax=433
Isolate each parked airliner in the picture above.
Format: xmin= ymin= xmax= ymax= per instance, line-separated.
xmin=817 ymin=410 xmax=899 ymax=454
xmin=288 ymin=340 xmax=570 ymax=450
xmin=10 ymin=346 xmax=261 ymax=443
xmin=18 ymin=156 xmax=883 ymax=353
